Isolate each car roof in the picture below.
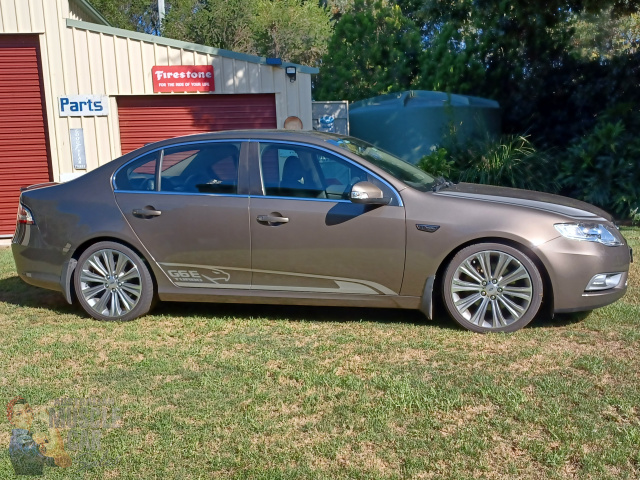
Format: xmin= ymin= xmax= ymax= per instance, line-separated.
xmin=108 ymin=130 xmax=349 ymax=169
xmin=152 ymin=129 xmax=345 ymax=145
xmin=93 ymin=130 xmax=348 ymax=177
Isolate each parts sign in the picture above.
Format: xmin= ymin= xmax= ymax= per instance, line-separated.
xmin=59 ymin=95 xmax=108 ymax=117
xmin=152 ymin=65 xmax=215 ymax=93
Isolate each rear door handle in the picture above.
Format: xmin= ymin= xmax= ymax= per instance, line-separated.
xmin=132 ymin=207 xmax=162 ymax=218
xmin=257 ymin=214 xmax=289 ymax=223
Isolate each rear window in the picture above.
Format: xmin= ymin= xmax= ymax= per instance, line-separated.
xmin=113 ymin=152 xmax=158 ymax=191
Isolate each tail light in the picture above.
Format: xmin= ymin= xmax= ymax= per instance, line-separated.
xmin=17 ymin=203 xmax=35 ymax=225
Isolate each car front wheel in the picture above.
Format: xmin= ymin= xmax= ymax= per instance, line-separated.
xmin=74 ymin=241 xmax=154 ymax=321
xmin=442 ymin=243 xmax=543 ymax=333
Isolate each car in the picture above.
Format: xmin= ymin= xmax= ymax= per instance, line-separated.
xmin=11 ymin=130 xmax=632 ymax=332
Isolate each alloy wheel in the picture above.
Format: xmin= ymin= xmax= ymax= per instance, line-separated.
xmin=79 ymin=248 xmax=142 ymax=318
xmin=449 ymin=250 xmax=534 ymax=329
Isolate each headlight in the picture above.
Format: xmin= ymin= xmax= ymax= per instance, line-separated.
xmin=554 ymin=223 xmax=624 ymax=246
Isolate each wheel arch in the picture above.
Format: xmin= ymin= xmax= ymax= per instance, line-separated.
xmin=64 ymin=236 xmax=158 ymax=305
xmin=432 ymin=236 xmax=554 ymax=318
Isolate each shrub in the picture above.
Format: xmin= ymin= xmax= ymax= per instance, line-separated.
xmin=417 ymin=134 xmax=557 ymax=192
xmin=557 ymin=109 xmax=640 ymax=219
xmin=455 ymin=135 xmax=556 ymax=192
xmin=416 ymin=146 xmax=457 ymax=178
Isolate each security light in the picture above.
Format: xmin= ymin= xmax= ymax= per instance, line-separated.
xmin=285 ymin=66 xmax=296 ymax=82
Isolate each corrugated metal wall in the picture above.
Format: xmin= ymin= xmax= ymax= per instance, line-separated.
xmin=0 ymin=0 xmax=71 ymax=182
xmin=118 ymin=94 xmax=277 ymax=154
xmin=0 ymin=0 xmax=314 ymax=181
xmin=0 ymin=35 xmax=51 ymax=235
xmin=67 ymin=0 xmax=104 ymax=23
xmin=65 ymin=22 xmax=312 ymax=169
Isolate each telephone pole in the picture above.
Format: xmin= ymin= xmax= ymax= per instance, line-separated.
xmin=158 ymin=0 xmax=165 ymax=26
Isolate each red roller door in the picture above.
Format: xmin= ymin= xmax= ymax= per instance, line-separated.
xmin=117 ymin=94 xmax=277 ymax=154
xmin=0 ymin=35 xmax=52 ymax=236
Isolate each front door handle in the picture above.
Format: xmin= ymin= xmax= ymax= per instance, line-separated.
xmin=132 ymin=207 xmax=162 ymax=218
xmin=257 ymin=214 xmax=289 ymax=224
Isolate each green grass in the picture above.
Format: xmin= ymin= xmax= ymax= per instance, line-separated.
xmin=0 ymin=229 xmax=639 ymax=479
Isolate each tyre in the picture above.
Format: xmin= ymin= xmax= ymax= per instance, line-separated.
xmin=442 ymin=243 xmax=543 ymax=333
xmin=74 ymin=241 xmax=155 ymax=321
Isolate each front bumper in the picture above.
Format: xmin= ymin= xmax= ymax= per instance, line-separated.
xmin=536 ymin=236 xmax=631 ymax=313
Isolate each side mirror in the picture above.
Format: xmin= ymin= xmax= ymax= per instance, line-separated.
xmin=349 ymin=181 xmax=391 ymax=205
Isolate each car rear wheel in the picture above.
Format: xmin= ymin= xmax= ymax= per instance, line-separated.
xmin=442 ymin=243 xmax=543 ymax=333
xmin=74 ymin=241 xmax=154 ymax=321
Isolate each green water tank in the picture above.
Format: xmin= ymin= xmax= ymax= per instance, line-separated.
xmin=349 ymin=90 xmax=501 ymax=163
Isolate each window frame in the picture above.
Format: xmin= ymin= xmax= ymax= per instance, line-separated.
xmin=112 ymin=140 xmax=250 ymax=197
xmin=112 ymin=150 xmax=160 ymax=193
xmin=251 ymin=140 xmax=404 ymax=206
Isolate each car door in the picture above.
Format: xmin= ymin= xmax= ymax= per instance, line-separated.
xmin=114 ymin=140 xmax=251 ymax=290
xmin=248 ymin=141 xmax=406 ymax=296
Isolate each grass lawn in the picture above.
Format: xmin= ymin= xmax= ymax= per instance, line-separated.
xmin=0 ymin=229 xmax=638 ymax=479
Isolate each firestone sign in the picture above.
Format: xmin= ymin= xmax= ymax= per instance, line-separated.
xmin=152 ymin=65 xmax=215 ymax=93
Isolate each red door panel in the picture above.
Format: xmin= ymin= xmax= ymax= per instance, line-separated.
xmin=0 ymin=35 xmax=52 ymax=235
xmin=117 ymin=94 xmax=277 ymax=154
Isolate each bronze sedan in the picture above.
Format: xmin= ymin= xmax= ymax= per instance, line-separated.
xmin=12 ymin=131 xmax=632 ymax=332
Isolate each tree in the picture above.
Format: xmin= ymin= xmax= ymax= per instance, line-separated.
xmin=314 ymin=0 xmax=422 ymax=101
xmin=165 ymin=0 xmax=331 ymax=65
xmin=571 ymin=8 xmax=640 ymax=59
xmin=405 ymin=0 xmax=640 ymax=147
xmin=414 ymin=2 xmax=578 ymax=101
xmin=88 ymin=0 xmax=165 ymax=34
xmin=252 ymin=0 xmax=332 ymax=65
xmin=319 ymin=0 xmax=357 ymax=20
xmin=89 ymin=0 xmax=331 ymax=66
xmin=162 ymin=0 xmax=258 ymax=54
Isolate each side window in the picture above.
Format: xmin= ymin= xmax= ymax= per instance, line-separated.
xmin=260 ymin=144 xmax=325 ymax=198
xmin=259 ymin=143 xmax=375 ymax=201
xmin=114 ymin=152 xmax=158 ymax=191
xmin=315 ymin=152 xmax=400 ymax=205
xmin=160 ymin=142 xmax=240 ymax=194
xmin=316 ymin=154 xmax=367 ymax=199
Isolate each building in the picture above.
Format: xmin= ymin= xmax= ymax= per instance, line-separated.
xmin=0 ymin=0 xmax=317 ymax=236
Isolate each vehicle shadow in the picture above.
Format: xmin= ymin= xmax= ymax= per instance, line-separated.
xmin=0 ymin=275 xmax=73 ymax=314
xmin=151 ymin=302 xmax=589 ymax=331
xmin=530 ymin=310 xmax=592 ymax=329
xmin=0 ymin=274 xmax=590 ymax=331
xmin=0 ymin=274 xmax=449 ymax=327
xmin=152 ymin=301 xmax=454 ymax=328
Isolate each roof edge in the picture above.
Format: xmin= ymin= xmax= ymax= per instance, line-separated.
xmin=350 ymin=90 xmax=500 ymax=109
xmin=75 ymin=0 xmax=112 ymax=27
xmin=66 ymin=19 xmax=319 ymax=74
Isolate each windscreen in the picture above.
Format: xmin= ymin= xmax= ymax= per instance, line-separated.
xmin=325 ymin=137 xmax=436 ymax=192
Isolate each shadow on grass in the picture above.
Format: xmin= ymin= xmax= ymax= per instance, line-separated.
xmin=0 ymin=273 xmax=449 ymax=327
xmin=151 ymin=300 xmax=454 ymax=328
xmin=0 ymin=275 xmax=73 ymax=314
xmin=4 ymin=273 xmax=589 ymax=332
xmin=530 ymin=310 xmax=592 ymax=329
xmin=153 ymin=302 xmax=594 ymax=331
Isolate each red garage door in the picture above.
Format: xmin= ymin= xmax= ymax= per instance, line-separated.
xmin=0 ymin=35 xmax=52 ymax=236
xmin=117 ymin=94 xmax=277 ymax=154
